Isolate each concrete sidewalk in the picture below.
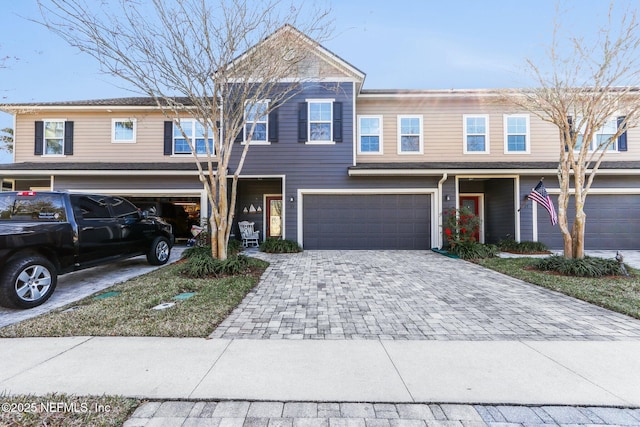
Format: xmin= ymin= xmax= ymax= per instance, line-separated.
xmin=1 ymin=337 xmax=639 ymax=407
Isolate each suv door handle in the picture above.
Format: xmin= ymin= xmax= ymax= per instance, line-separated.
xmin=81 ymin=226 xmax=95 ymax=231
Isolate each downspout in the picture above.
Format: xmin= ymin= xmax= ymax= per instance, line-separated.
xmin=437 ymin=173 xmax=448 ymax=249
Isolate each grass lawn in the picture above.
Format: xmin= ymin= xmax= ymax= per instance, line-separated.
xmin=477 ymin=256 xmax=640 ymax=320
xmin=0 ymin=257 xmax=269 ymax=338
xmin=0 ymin=255 xmax=268 ymax=426
xmin=0 ymin=393 xmax=139 ymax=427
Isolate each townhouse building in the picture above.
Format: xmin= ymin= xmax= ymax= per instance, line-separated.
xmin=2 ymin=27 xmax=639 ymax=250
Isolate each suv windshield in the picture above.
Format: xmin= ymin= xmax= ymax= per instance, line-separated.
xmin=0 ymin=193 xmax=67 ymax=222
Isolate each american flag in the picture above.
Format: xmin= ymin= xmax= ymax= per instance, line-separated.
xmin=528 ymin=180 xmax=558 ymax=225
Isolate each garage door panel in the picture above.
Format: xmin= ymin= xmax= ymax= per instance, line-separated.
xmin=537 ymin=194 xmax=640 ymax=250
xmin=303 ymin=194 xmax=431 ymax=250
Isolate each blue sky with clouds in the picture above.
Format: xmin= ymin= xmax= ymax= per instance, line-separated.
xmin=0 ymin=0 xmax=630 ymax=162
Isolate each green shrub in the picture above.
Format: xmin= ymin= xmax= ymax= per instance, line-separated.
xmin=179 ymin=253 xmax=262 ymax=278
xmin=498 ymin=239 xmax=549 ymax=254
xmin=449 ymin=242 xmax=499 ymax=260
xmin=228 ymin=239 xmax=243 ymax=256
xmin=182 ymin=245 xmax=212 ymax=259
xmin=260 ymin=238 xmax=302 ymax=253
xmin=182 ymin=239 xmax=243 ymax=259
xmin=535 ymin=255 xmax=626 ymax=277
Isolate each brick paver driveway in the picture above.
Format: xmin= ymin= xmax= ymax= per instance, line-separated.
xmin=211 ymin=250 xmax=640 ymax=340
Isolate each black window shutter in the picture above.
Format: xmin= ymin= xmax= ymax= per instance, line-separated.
xmin=298 ymin=102 xmax=307 ymax=142
xmin=234 ymin=103 xmax=244 ymax=143
xmin=565 ymin=116 xmax=573 ymax=152
xmin=63 ymin=121 xmax=74 ymax=155
xmin=617 ymin=116 xmax=628 ymax=151
xmin=163 ymin=121 xmax=173 ymax=155
xmin=333 ymin=102 xmax=343 ymax=143
xmin=235 ymin=127 xmax=244 ymax=143
xmin=268 ymin=110 xmax=278 ymax=142
xmin=34 ymin=121 xmax=44 ymax=155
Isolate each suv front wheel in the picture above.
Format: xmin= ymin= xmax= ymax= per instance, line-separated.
xmin=147 ymin=236 xmax=171 ymax=265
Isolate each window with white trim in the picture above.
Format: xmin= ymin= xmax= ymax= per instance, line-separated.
xmin=112 ymin=118 xmax=136 ymax=143
xmin=244 ymin=100 xmax=269 ymax=143
xmin=575 ymin=117 xmax=619 ymax=152
xmin=43 ymin=120 xmax=65 ymax=155
xmin=397 ymin=115 xmax=423 ymax=154
xmin=358 ymin=115 xmax=383 ymax=154
xmin=463 ymin=115 xmax=489 ymax=153
xmin=173 ymin=119 xmax=214 ymax=155
xmin=504 ymin=114 xmax=530 ymax=153
xmin=309 ymin=100 xmax=333 ymax=142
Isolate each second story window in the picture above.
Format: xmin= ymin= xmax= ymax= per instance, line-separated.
xmin=298 ymin=99 xmax=342 ymax=144
xmin=575 ymin=117 xmax=621 ymax=152
xmin=504 ymin=114 xmax=530 ymax=154
xmin=244 ymin=101 xmax=269 ymax=144
xmin=397 ymin=115 xmax=423 ymax=154
xmin=309 ymin=100 xmax=333 ymax=142
xmin=358 ymin=116 xmax=383 ymax=154
xmin=112 ymin=118 xmax=136 ymax=143
xmin=173 ymin=119 xmax=214 ymax=155
xmin=35 ymin=120 xmax=74 ymax=156
xmin=44 ymin=120 xmax=65 ymax=155
xmin=463 ymin=115 xmax=489 ymax=153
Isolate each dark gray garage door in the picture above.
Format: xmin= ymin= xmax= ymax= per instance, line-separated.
xmin=303 ymin=194 xmax=431 ymax=249
xmin=537 ymin=194 xmax=640 ymax=250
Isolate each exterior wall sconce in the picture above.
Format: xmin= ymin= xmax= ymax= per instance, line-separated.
xmin=445 ymin=195 xmax=451 ymax=201
xmin=289 ymin=196 xmax=295 ymax=203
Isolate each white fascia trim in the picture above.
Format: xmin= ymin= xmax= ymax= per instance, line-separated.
xmin=349 ymin=169 xmax=556 ymax=176
xmin=230 ymin=77 xmax=360 ymax=83
xmin=0 ymin=169 xmax=206 ymax=176
xmin=357 ymin=91 xmax=503 ymax=99
xmin=349 ymin=168 xmax=640 ymax=176
xmin=7 ymin=105 xmax=165 ymax=111
xmin=296 ymin=188 xmax=439 ymax=249
xmin=545 ymin=187 xmax=640 ymax=195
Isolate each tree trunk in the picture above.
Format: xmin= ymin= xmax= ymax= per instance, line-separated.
xmin=214 ymin=169 xmax=229 ymax=261
xmin=571 ymin=211 xmax=586 ymax=259
xmin=557 ymin=160 xmax=573 ymax=259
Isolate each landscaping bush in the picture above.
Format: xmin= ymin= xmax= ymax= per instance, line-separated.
xmin=228 ymin=239 xmax=243 ymax=256
xmin=449 ymin=241 xmax=499 ymax=260
xmin=535 ymin=255 xmax=626 ymax=278
xmin=179 ymin=253 xmax=260 ymax=278
xmin=182 ymin=239 xmax=243 ymax=259
xmin=260 ymin=238 xmax=302 ymax=253
xmin=182 ymin=244 xmax=212 ymax=259
xmin=498 ymin=239 xmax=550 ymax=254
xmin=443 ymin=207 xmax=481 ymax=247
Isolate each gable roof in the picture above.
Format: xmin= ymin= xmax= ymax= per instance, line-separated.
xmin=229 ymin=24 xmax=365 ymax=88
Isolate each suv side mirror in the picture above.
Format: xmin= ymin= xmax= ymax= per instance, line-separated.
xmin=141 ymin=210 xmax=149 ymax=219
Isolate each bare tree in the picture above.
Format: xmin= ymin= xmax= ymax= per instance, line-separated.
xmin=508 ymin=2 xmax=640 ymax=259
xmin=37 ymin=0 xmax=332 ymax=259
xmin=0 ymin=128 xmax=13 ymax=153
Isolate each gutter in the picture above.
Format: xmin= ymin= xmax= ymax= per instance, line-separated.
xmin=437 ymin=173 xmax=448 ymax=249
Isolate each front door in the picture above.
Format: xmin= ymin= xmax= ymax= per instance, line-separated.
xmin=266 ymin=196 xmax=282 ymax=239
xmin=459 ymin=195 xmax=482 ymax=243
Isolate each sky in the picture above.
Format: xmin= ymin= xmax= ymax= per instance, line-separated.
xmin=0 ymin=0 xmax=630 ymax=163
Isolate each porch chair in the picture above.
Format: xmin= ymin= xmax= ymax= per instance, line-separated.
xmin=238 ymin=221 xmax=260 ymax=247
